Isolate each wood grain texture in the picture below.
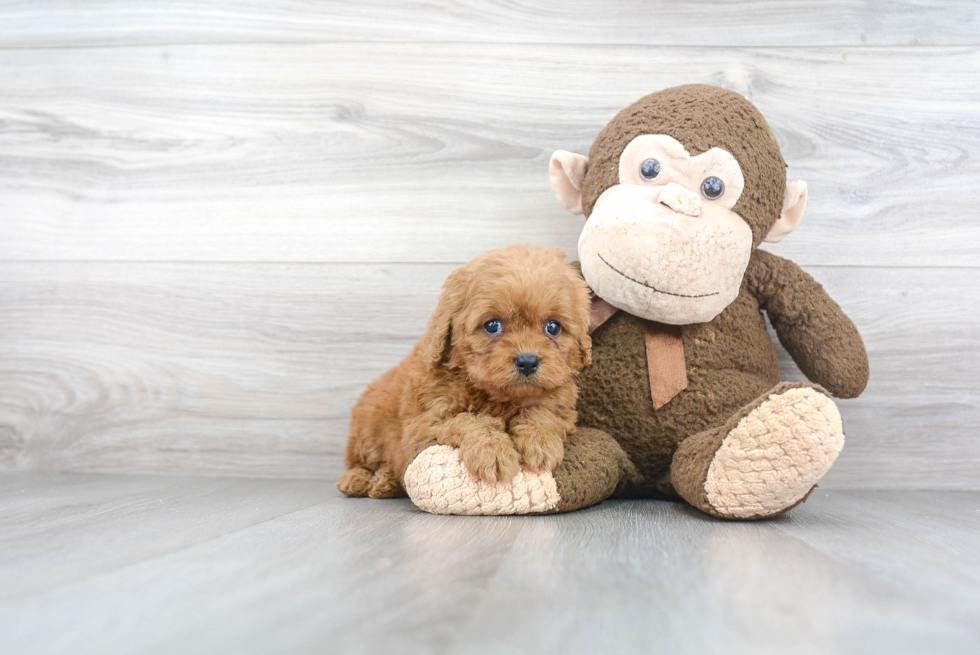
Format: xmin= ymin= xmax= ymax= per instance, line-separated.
xmin=1 ymin=475 xmax=978 ymax=654
xmin=1 ymin=4 xmax=977 ymax=489
xmin=1 ymin=45 xmax=978 ymax=266
xmin=1 ymin=262 xmax=976 ymax=489
xmin=0 ymin=475 xmax=334 ymax=599
xmin=1 ymin=1 xmax=977 ymax=48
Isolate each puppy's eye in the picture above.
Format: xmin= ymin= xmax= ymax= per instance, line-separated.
xmin=483 ymin=319 xmax=503 ymax=336
xmin=701 ymin=176 xmax=724 ymax=200
xmin=640 ymin=158 xmax=661 ymax=181
xmin=545 ymin=320 xmax=562 ymax=337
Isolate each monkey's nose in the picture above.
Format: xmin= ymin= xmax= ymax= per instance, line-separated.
xmin=658 ymin=182 xmax=702 ymax=217
xmin=514 ymin=353 xmax=540 ymax=376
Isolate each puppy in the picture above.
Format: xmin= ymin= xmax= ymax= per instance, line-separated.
xmin=338 ymin=244 xmax=592 ymax=499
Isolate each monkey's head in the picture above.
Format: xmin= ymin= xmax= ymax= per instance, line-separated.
xmin=550 ymin=84 xmax=808 ymax=325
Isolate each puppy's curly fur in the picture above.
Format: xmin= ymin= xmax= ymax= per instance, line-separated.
xmin=338 ymin=244 xmax=593 ymax=499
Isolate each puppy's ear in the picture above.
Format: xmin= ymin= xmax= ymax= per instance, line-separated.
xmin=579 ymin=334 xmax=593 ymax=368
xmin=569 ymin=266 xmax=593 ymax=369
xmin=419 ymin=265 xmax=469 ymax=370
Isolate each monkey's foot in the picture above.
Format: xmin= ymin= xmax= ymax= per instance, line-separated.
xmin=404 ymin=445 xmax=559 ymax=515
xmin=673 ymin=382 xmax=844 ymax=520
xmin=405 ymin=429 xmax=632 ymax=515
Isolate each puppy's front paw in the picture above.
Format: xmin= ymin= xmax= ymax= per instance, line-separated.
xmin=511 ymin=425 xmax=565 ymax=473
xmin=459 ymin=433 xmax=521 ymax=484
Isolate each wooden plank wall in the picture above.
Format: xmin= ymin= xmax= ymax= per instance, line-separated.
xmin=1 ymin=2 xmax=977 ymax=488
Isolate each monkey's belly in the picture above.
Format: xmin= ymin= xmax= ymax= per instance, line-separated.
xmin=576 ymin=303 xmax=781 ymax=496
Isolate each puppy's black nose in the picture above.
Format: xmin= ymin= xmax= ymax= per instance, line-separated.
xmin=514 ymin=353 xmax=540 ymax=376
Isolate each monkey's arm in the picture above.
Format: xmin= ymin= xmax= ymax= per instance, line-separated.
xmin=744 ymin=250 xmax=869 ymax=399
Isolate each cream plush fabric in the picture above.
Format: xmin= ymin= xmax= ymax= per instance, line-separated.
xmin=404 ymin=445 xmax=560 ymax=515
xmin=704 ymin=386 xmax=844 ymax=518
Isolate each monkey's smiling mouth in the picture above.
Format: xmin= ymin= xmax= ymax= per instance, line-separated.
xmin=597 ymin=253 xmax=721 ymax=299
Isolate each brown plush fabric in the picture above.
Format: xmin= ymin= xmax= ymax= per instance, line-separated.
xmin=670 ymin=380 xmax=823 ymax=518
xmin=542 ymin=428 xmax=637 ymax=514
xmin=581 ymin=84 xmax=787 ymax=246
xmin=567 ymin=242 xmax=868 ymax=519
xmin=577 ymin=284 xmax=783 ymax=499
xmin=670 ymin=423 xmax=728 ymax=514
xmin=744 ymin=250 xmax=870 ymax=398
xmin=574 ymin=248 xmax=868 ymax=502
xmin=589 ymin=291 xmax=689 ymax=410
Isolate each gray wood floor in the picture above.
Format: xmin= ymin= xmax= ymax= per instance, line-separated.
xmin=1 ymin=473 xmax=978 ymax=655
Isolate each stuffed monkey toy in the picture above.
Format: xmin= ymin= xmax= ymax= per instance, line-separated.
xmin=403 ymin=84 xmax=869 ymax=518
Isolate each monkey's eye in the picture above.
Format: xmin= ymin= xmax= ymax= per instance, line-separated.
xmin=701 ymin=176 xmax=725 ymax=200
xmin=639 ymin=158 xmax=661 ymax=181
xmin=483 ymin=319 xmax=503 ymax=336
xmin=545 ymin=320 xmax=562 ymax=337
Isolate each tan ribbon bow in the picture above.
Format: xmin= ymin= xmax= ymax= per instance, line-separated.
xmin=588 ymin=295 xmax=689 ymax=410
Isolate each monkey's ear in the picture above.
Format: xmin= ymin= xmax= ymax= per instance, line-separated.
xmin=764 ymin=180 xmax=808 ymax=243
xmin=418 ymin=267 xmax=468 ymax=371
xmin=549 ymin=150 xmax=589 ymax=215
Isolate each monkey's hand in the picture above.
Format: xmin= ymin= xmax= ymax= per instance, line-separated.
xmin=745 ymin=250 xmax=869 ymax=398
xmin=432 ymin=413 xmax=520 ymax=484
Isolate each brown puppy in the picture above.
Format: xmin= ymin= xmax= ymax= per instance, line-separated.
xmin=338 ymin=244 xmax=593 ymax=499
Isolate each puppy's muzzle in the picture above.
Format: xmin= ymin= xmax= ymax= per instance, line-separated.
xmin=514 ymin=353 xmax=540 ymax=377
